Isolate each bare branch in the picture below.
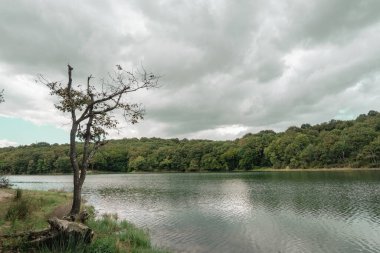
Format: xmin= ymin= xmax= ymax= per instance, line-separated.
xmin=87 ymin=75 xmax=94 ymax=96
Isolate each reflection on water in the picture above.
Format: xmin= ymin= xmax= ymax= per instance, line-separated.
xmin=9 ymin=171 xmax=380 ymax=253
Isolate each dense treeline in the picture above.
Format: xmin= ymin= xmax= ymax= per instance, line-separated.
xmin=1 ymin=110 xmax=380 ymax=174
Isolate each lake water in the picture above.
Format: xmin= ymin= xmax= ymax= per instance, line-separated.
xmin=8 ymin=171 xmax=380 ymax=253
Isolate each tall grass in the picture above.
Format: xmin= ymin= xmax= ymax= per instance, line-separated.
xmin=88 ymin=214 xmax=168 ymax=253
xmin=6 ymin=198 xmax=32 ymax=220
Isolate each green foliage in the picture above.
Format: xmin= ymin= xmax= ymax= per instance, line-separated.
xmin=130 ymin=156 xmax=149 ymax=171
xmin=6 ymin=198 xmax=32 ymax=221
xmin=2 ymin=110 xmax=380 ymax=171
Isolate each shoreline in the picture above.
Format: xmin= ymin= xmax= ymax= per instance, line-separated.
xmin=248 ymin=167 xmax=380 ymax=172
xmin=4 ymin=167 xmax=380 ymax=176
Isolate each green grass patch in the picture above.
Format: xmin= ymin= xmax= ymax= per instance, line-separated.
xmin=0 ymin=189 xmax=71 ymax=235
xmin=82 ymin=213 xmax=168 ymax=253
xmin=0 ymin=189 xmax=71 ymax=250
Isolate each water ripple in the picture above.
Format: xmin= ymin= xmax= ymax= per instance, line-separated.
xmin=8 ymin=171 xmax=380 ymax=253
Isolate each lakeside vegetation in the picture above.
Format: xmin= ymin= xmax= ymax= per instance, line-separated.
xmin=0 ymin=189 xmax=167 ymax=253
xmin=0 ymin=189 xmax=71 ymax=236
xmin=1 ymin=110 xmax=380 ymax=174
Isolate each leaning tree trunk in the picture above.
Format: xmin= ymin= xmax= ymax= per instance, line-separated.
xmin=71 ymin=179 xmax=82 ymax=216
xmin=71 ymin=170 xmax=86 ymax=217
xmin=69 ymin=121 xmax=82 ymax=216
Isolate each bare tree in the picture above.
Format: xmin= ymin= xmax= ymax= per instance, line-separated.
xmin=41 ymin=65 xmax=159 ymax=216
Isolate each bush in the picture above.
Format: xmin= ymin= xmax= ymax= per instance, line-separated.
xmin=5 ymin=190 xmax=36 ymax=221
xmin=6 ymin=199 xmax=33 ymax=221
xmin=0 ymin=175 xmax=11 ymax=188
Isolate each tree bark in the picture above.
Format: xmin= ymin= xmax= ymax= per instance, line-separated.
xmin=67 ymin=65 xmax=80 ymax=216
xmin=28 ymin=217 xmax=93 ymax=248
xmin=69 ymin=123 xmax=81 ymax=216
xmin=71 ymin=181 xmax=82 ymax=216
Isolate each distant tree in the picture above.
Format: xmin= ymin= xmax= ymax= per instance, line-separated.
xmin=301 ymin=123 xmax=311 ymax=129
xmin=3 ymin=108 xmax=380 ymax=175
xmin=201 ymin=153 xmax=226 ymax=171
xmin=0 ymin=89 xmax=9 ymax=187
xmin=358 ymin=136 xmax=380 ymax=167
xmin=222 ymin=147 xmax=240 ymax=171
xmin=130 ymin=155 xmax=148 ymax=171
xmin=40 ymin=65 xmax=158 ymax=216
xmin=54 ymin=156 xmax=71 ymax=173
xmin=367 ymin=110 xmax=379 ymax=117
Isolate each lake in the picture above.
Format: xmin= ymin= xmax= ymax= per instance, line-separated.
xmin=8 ymin=171 xmax=380 ymax=253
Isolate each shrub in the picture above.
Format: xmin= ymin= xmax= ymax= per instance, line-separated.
xmin=0 ymin=175 xmax=11 ymax=188
xmin=6 ymin=199 xmax=32 ymax=221
xmin=5 ymin=190 xmax=35 ymax=221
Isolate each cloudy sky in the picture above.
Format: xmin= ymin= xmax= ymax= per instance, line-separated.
xmin=1 ymin=0 xmax=380 ymax=146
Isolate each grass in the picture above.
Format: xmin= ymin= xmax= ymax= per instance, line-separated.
xmin=0 ymin=189 xmax=169 ymax=253
xmin=85 ymin=213 xmax=168 ymax=253
xmin=0 ymin=189 xmax=71 ymax=236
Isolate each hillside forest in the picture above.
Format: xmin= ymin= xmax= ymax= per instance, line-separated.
xmin=1 ymin=110 xmax=380 ymax=174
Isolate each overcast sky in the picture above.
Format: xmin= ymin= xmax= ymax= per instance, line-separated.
xmin=1 ymin=0 xmax=380 ymax=146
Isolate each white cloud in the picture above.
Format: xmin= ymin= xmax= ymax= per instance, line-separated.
xmin=0 ymin=139 xmax=18 ymax=148
xmin=1 ymin=0 xmax=380 ymax=142
xmin=0 ymin=65 xmax=69 ymax=128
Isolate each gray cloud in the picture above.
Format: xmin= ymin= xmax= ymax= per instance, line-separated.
xmin=1 ymin=0 xmax=380 ymax=142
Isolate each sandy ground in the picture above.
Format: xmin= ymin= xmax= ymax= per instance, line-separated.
xmin=49 ymin=202 xmax=72 ymax=219
xmin=0 ymin=189 xmax=13 ymax=202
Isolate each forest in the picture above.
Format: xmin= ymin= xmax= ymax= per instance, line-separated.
xmin=1 ymin=110 xmax=380 ymax=174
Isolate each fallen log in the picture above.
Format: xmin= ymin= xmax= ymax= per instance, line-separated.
xmin=28 ymin=217 xmax=94 ymax=247
xmin=0 ymin=217 xmax=93 ymax=251
xmin=0 ymin=228 xmax=50 ymax=239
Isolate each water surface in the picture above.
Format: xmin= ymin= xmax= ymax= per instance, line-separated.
xmin=9 ymin=171 xmax=380 ymax=253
